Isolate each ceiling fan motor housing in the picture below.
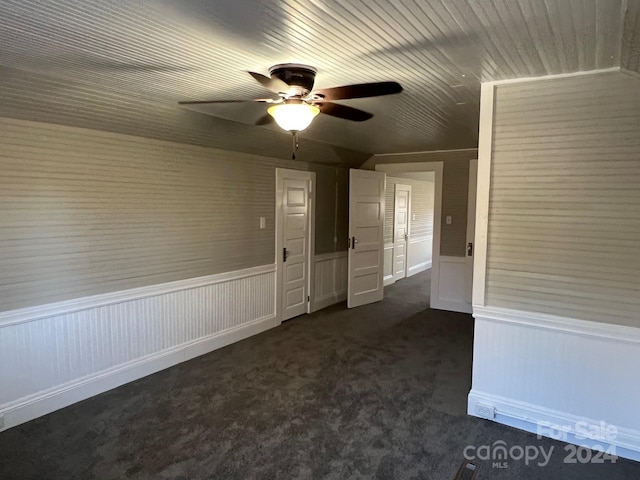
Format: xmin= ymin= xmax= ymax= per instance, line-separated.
xmin=269 ymin=64 xmax=317 ymax=96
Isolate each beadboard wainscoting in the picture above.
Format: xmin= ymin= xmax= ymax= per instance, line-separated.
xmin=0 ymin=264 xmax=277 ymax=432
xmin=311 ymin=252 xmax=348 ymax=312
xmin=383 ymin=244 xmax=395 ymax=286
xmin=469 ymin=306 xmax=640 ymax=462
xmin=431 ymin=256 xmax=472 ymax=314
xmin=407 ymin=235 xmax=432 ymax=277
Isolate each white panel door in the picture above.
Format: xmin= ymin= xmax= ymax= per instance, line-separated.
xmin=348 ymin=169 xmax=386 ymax=308
xmin=281 ymin=177 xmax=310 ymax=321
xmin=464 ymin=160 xmax=478 ymax=305
xmin=393 ymin=184 xmax=411 ymax=280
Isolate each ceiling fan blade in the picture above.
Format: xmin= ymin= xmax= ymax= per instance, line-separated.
xmin=317 ymin=102 xmax=373 ymax=122
xmin=248 ymin=71 xmax=290 ymax=94
xmin=313 ymin=81 xmax=402 ymax=101
xmin=178 ymin=99 xmax=274 ymax=105
xmin=255 ymin=113 xmax=275 ymax=126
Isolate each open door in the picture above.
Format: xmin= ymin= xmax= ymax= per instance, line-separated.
xmin=347 ymin=169 xmax=386 ymax=308
xmin=393 ymin=184 xmax=411 ymax=281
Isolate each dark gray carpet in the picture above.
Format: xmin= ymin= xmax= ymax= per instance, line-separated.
xmin=1 ymin=270 xmax=638 ymax=479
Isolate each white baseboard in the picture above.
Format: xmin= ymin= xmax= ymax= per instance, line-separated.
xmin=1 ymin=315 xmax=277 ymax=432
xmin=470 ymin=306 xmax=640 ymax=462
xmin=0 ymin=264 xmax=276 ymax=432
xmin=468 ymin=390 xmax=640 ymax=463
xmin=313 ymin=292 xmax=347 ymax=312
xmin=407 ymin=234 xmax=432 ymax=279
xmin=383 ymin=244 xmax=394 ymax=286
xmin=430 ymin=298 xmax=472 ymax=314
xmin=407 ymin=260 xmax=431 ymax=277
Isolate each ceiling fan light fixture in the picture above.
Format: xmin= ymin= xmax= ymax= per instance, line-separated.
xmin=267 ymin=103 xmax=319 ymax=132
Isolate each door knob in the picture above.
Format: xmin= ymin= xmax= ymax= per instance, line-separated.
xmin=467 ymin=242 xmax=473 ymax=257
xmin=283 ymin=247 xmax=289 ymax=262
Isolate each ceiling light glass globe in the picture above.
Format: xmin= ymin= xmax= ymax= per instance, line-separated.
xmin=267 ymin=103 xmax=320 ymax=132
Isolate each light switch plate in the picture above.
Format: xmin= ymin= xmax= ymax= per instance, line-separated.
xmin=446 ymin=215 xmax=452 ymax=225
xmin=259 ymin=217 xmax=266 ymax=229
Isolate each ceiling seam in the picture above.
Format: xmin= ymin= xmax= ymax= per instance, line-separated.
xmin=618 ymin=0 xmax=630 ymax=68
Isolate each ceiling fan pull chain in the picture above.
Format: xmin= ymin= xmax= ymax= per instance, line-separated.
xmin=291 ymin=131 xmax=299 ymax=160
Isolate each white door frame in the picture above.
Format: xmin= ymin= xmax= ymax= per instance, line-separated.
xmin=393 ymin=183 xmax=412 ymax=281
xmin=375 ymin=162 xmax=443 ymax=307
xmin=275 ymin=168 xmax=316 ymax=323
xmin=465 ymin=160 xmax=478 ymax=305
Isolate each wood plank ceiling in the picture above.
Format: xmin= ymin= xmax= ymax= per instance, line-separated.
xmin=0 ymin=0 xmax=630 ymax=161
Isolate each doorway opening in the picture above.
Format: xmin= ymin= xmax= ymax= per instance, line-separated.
xmin=384 ymin=173 xmax=436 ymax=295
xmin=374 ymin=162 xmax=443 ymax=309
xmin=372 ymin=161 xmax=477 ymax=314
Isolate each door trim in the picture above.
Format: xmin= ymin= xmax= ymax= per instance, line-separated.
xmin=375 ymin=162 xmax=443 ymax=309
xmin=275 ymin=168 xmax=316 ymax=323
xmin=465 ymin=160 xmax=478 ymax=306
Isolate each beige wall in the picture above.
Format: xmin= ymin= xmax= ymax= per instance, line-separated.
xmin=363 ymin=149 xmax=477 ymax=256
xmin=485 ymin=71 xmax=640 ymax=327
xmin=311 ymin=164 xmax=349 ymax=254
xmin=0 ymin=118 xmax=348 ymax=312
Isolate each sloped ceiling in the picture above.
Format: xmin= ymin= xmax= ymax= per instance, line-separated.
xmin=622 ymin=0 xmax=640 ymax=74
xmin=0 ymin=0 xmax=629 ymax=162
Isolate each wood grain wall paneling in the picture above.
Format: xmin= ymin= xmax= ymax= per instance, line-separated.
xmin=0 ymin=118 xmax=346 ymax=312
xmin=384 ymin=177 xmax=434 ymax=244
xmin=486 ymin=72 xmax=640 ymax=327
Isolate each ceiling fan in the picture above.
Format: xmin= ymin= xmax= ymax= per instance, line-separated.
xmin=179 ymin=64 xmax=403 ymax=157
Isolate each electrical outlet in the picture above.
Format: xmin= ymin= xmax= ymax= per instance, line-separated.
xmin=475 ymin=404 xmax=496 ymax=419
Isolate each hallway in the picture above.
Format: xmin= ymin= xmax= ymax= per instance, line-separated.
xmin=1 ymin=271 xmax=638 ymax=479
